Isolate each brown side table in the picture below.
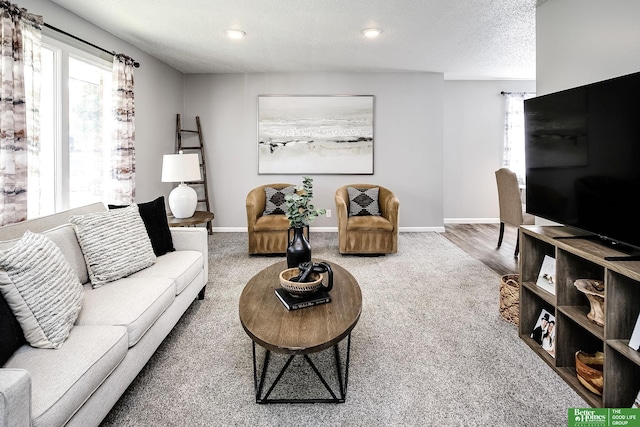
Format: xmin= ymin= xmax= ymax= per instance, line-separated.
xmin=239 ymin=259 xmax=362 ymax=403
xmin=167 ymin=210 xmax=214 ymax=234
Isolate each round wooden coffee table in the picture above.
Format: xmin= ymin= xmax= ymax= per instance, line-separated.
xmin=239 ymin=259 xmax=361 ymax=403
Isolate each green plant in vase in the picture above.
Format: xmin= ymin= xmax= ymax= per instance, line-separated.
xmin=284 ymin=176 xmax=326 ymax=268
xmin=285 ymin=176 xmax=326 ymax=228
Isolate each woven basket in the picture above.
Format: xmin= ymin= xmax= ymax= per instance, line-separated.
xmin=500 ymin=274 xmax=520 ymax=326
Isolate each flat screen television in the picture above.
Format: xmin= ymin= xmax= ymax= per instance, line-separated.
xmin=524 ymin=71 xmax=640 ymax=258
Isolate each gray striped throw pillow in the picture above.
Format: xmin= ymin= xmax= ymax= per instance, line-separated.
xmin=0 ymin=231 xmax=83 ymax=349
xmin=70 ymin=204 xmax=156 ymax=288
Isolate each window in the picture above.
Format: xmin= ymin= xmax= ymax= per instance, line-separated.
xmin=502 ymin=92 xmax=535 ymax=186
xmin=68 ymin=56 xmax=112 ymax=208
xmin=31 ymin=37 xmax=112 ymax=218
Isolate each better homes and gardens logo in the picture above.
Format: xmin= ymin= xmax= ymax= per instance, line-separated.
xmin=569 ymin=408 xmax=640 ymax=427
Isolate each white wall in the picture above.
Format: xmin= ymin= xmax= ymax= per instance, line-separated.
xmin=536 ymin=0 xmax=640 ymax=95
xmin=183 ymin=72 xmax=444 ymax=230
xmin=443 ymin=80 xmax=535 ymax=223
xmin=22 ymin=0 xmax=185 ymax=204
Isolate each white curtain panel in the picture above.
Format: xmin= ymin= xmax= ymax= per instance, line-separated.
xmin=110 ymin=54 xmax=136 ymax=205
xmin=0 ymin=2 xmax=42 ymax=226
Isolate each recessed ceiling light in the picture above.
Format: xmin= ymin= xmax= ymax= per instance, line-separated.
xmin=225 ymin=29 xmax=246 ymax=39
xmin=362 ymin=28 xmax=382 ymax=38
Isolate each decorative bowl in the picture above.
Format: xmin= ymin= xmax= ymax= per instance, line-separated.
xmin=575 ymin=350 xmax=604 ymax=395
xmin=279 ymin=267 xmax=323 ymax=298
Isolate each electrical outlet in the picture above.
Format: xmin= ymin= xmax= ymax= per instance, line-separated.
xmin=326 ymin=209 xmax=332 ymax=218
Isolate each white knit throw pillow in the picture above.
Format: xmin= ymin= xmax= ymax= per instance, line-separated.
xmin=0 ymin=231 xmax=83 ymax=349
xmin=70 ymin=204 xmax=156 ymax=288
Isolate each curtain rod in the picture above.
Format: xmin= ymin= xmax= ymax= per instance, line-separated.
xmin=43 ymin=22 xmax=140 ymax=68
xmin=500 ymin=91 xmax=535 ymax=96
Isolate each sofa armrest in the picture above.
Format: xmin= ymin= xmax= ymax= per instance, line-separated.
xmin=0 ymin=369 xmax=31 ymax=427
xmin=169 ymin=227 xmax=208 ymax=282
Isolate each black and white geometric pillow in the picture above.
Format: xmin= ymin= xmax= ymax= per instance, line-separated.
xmin=263 ymin=185 xmax=295 ymax=215
xmin=347 ymin=187 xmax=381 ymax=217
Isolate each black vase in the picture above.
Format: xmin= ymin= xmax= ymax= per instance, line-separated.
xmin=287 ymin=227 xmax=311 ymax=268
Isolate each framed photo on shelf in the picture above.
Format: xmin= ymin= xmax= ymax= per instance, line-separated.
xmin=628 ymin=313 xmax=640 ymax=351
xmin=531 ymin=308 xmax=556 ymax=358
xmin=536 ymin=255 xmax=556 ymax=295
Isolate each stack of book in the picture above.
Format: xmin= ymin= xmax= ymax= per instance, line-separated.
xmin=275 ymin=288 xmax=331 ymax=311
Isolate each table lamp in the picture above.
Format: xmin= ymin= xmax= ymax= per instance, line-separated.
xmin=161 ymin=152 xmax=201 ymax=218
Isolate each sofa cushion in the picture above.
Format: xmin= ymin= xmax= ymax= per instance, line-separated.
xmin=0 ymin=231 xmax=83 ymax=349
xmin=347 ymin=186 xmax=381 ymax=217
xmin=263 ymin=185 xmax=295 ymax=215
xmin=69 ymin=204 xmax=156 ymax=288
xmin=254 ymin=214 xmax=290 ymax=231
xmin=109 ymin=196 xmax=175 ymax=257
xmin=128 ymin=250 xmax=203 ymax=295
xmin=0 ymin=224 xmax=89 ymax=285
xmin=0 ymin=291 xmax=25 ymax=365
xmin=75 ymin=277 xmax=175 ymax=347
xmin=5 ymin=325 xmax=128 ymax=427
xmin=346 ymin=215 xmax=394 ymax=232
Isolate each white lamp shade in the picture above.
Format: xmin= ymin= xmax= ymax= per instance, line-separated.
xmin=161 ymin=153 xmax=201 ymax=183
xmin=168 ymin=184 xmax=198 ymax=218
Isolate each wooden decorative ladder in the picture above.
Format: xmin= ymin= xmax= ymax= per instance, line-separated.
xmin=176 ymin=114 xmax=212 ymax=234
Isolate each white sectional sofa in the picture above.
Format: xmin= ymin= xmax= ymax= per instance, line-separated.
xmin=0 ymin=202 xmax=208 ymax=427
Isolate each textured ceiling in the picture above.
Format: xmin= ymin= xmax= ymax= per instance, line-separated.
xmin=49 ymin=0 xmax=537 ymax=79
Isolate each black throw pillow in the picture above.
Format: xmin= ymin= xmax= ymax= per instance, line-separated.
xmin=109 ymin=196 xmax=175 ymax=256
xmin=0 ymin=291 xmax=26 ymax=365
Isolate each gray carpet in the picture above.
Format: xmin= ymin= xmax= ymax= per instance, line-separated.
xmin=100 ymin=232 xmax=586 ymax=427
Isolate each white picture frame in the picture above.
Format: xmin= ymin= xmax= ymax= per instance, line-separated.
xmin=536 ymin=255 xmax=556 ymax=295
xmin=531 ymin=308 xmax=556 ymax=358
xmin=632 ymin=388 xmax=640 ymax=408
xmin=257 ymin=95 xmax=374 ymax=174
xmin=629 ymin=313 xmax=640 ymax=351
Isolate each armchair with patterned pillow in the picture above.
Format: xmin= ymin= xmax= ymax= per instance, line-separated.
xmin=246 ymin=183 xmax=299 ymax=254
xmin=335 ymin=184 xmax=399 ymax=255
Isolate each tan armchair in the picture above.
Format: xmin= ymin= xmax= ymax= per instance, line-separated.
xmin=246 ymin=183 xmax=298 ymax=254
xmin=495 ymin=168 xmax=535 ymax=257
xmin=335 ymin=184 xmax=399 ymax=255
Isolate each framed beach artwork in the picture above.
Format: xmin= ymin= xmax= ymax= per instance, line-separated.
xmin=257 ymin=95 xmax=374 ymax=174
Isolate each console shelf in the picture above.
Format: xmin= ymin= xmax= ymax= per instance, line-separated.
xmin=519 ymin=225 xmax=640 ymax=408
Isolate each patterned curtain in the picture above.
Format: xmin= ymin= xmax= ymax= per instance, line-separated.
xmin=0 ymin=2 xmax=42 ymax=226
xmin=110 ymin=54 xmax=136 ymax=204
xmin=502 ymin=91 xmax=535 ymax=185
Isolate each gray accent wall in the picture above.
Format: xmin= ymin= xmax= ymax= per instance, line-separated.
xmin=183 ymin=73 xmax=444 ymax=230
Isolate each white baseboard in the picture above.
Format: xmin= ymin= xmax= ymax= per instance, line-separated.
xmin=309 ymin=227 xmax=337 ymax=232
xmin=210 ymin=226 xmax=445 ymax=233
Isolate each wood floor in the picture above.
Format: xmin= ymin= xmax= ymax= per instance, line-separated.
xmin=440 ymin=223 xmax=520 ymax=277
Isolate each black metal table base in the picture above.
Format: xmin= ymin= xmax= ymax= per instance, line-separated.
xmin=252 ymin=334 xmax=351 ymax=404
